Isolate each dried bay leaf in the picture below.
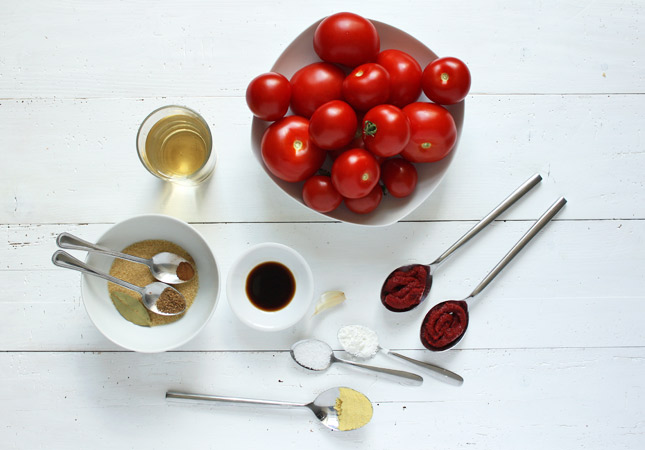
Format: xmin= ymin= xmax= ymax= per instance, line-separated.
xmin=110 ymin=291 xmax=152 ymax=327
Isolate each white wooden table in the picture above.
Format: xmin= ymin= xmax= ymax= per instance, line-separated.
xmin=2 ymin=1 xmax=644 ymax=448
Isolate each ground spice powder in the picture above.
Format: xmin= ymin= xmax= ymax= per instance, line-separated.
xmin=334 ymin=387 xmax=373 ymax=431
xmin=176 ymin=261 xmax=195 ymax=281
xmin=108 ymin=239 xmax=198 ymax=327
xmin=156 ymin=288 xmax=186 ymax=314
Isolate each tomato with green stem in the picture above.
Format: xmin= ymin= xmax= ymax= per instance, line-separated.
xmin=401 ymin=102 xmax=457 ymax=163
xmin=362 ymin=104 xmax=411 ymax=157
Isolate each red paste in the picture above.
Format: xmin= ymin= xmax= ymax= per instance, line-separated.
xmin=421 ymin=300 xmax=469 ymax=351
xmin=381 ymin=265 xmax=430 ymax=312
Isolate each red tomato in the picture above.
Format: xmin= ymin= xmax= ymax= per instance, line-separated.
xmin=261 ymin=116 xmax=326 ymax=182
xmin=376 ymin=49 xmax=422 ymax=107
xmin=362 ymin=105 xmax=411 ymax=157
xmin=246 ymin=72 xmax=291 ymax=121
xmin=421 ymin=57 xmax=471 ymax=105
xmin=331 ymin=148 xmax=380 ymax=199
xmin=344 ymin=185 xmax=383 ymax=214
xmin=290 ymin=62 xmax=345 ymax=118
xmin=401 ymin=102 xmax=457 ymax=163
xmin=302 ymin=175 xmax=343 ymax=213
xmin=309 ymin=100 xmax=358 ymax=150
xmin=381 ymin=158 xmax=418 ymax=198
xmin=313 ymin=12 xmax=380 ymax=67
xmin=342 ymin=63 xmax=390 ymax=111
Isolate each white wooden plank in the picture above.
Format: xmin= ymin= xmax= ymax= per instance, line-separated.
xmin=1 ymin=220 xmax=643 ymax=351
xmin=1 ymin=348 xmax=643 ymax=448
xmin=1 ymin=94 xmax=644 ymax=224
xmin=1 ymin=1 xmax=643 ymax=98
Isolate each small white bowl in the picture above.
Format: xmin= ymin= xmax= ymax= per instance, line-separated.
xmin=80 ymin=214 xmax=220 ymax=353
xmin=250 ymin=19 xmax=464 ymax=226
xmin=226 ymin=242 xmax=314 ymax=331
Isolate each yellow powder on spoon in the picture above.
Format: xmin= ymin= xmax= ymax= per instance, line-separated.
xmin=334 ymin=387 xmax=373 ymax=431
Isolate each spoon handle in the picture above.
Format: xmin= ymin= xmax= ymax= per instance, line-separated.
xmin=52 ymin=250 xmax=144 ymax=295
xmin=333 ymin=356 xmax=423 ymax=385
xmin=385 ymin=350 xmax=464 ymax=384
xmin=166 ymin=391 xmax=304 ymax=408
xmin=468 ymin=196 xmax=567 ymax=298
xmin=431 ymin=173 xmax=542 ymax=266
xmin=57 ymin=232 xmax=149 ymax=265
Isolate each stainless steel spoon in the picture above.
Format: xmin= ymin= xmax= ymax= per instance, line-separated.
xmin=166 ymin=387 xmax=370 ymax=431
xmin=52 ymin=250 xmax=186 ymax=316
xmin=336 ymin=325 xmax=463 ymax=384
xmin=56 ymin=232 xmax=195 ymax=284
xmin=381 ymin=173 xmax=542 ymax=312
xmin=421 ymin=196 xmax=567 ymax=351
xmin=290 ymin=339 xmax=423 ymax=385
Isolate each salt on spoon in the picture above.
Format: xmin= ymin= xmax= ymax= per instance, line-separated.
xmin=337 ymin=324 xmax=463 ymax=384
xmin=290 ymin=338 xmax=423 ymax=385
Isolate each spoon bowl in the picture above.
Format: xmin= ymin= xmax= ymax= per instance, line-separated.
xmin=421 ymin=197 xmax=567 ymax=351
xmin=166 ymin=387 xmax=371 ymax=431
xmin=57 ymin=232 xmax=195 ymax=284
xmin=52 ymin=250 xmax=186 ymax=316
xmin=381 ymin=173 xmax=543 ymax=312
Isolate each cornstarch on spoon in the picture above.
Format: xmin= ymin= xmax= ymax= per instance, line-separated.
xmin=337 ymin=325 xmax=379 ymax=358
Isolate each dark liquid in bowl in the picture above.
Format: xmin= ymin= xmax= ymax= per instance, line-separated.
xmin=246 ymin=261 xmax=296 ymax=311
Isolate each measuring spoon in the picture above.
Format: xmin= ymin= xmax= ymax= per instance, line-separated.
xmin=381 ymin=173 xmax=542 ymax=312
xmin=290 ymin=339 xmax=423 ymax=385
xmin=52 ymin=250 xmax=186 ymax=316
xmin=56 ymin=232 xmax=195 ymax=284
xmin=421 ymin=196 xmax=567 ymax=351
xmin=337 ymin=325 xmax=463 ymax=384
xmin=167 ymin=386 xmax=371 ymax=431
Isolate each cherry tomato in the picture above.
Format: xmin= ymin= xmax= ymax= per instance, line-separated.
xmin=342 ymin=63 xmax=390 ymax=111
xmin=246 ymin=72 xmax=291 ymax=121
xmin=381 ymin=158 xmax=418 ymax=198
xmin=313 ymin=12 xmax=380 ymax=67
xmin=362 ymin=105 xmax=411 ymax=157
xmin=376 ymin=49 xmax=422 ymax=107
xmin=309 ymin=100 xmax=358 ymax=150
xmin=344 ymin=185 xmax=383 ymax=214
xmin=302 ymin=175 xmax=343 ymax=213
xmin=290 ymin=62 xmax=345 ymax=118
xmin=401 ymin=102 xmax=457 ymax=163
xmin=331 ymin=148 xmax=380 ymax=199
xmin=421 ymin=57 xmax=471 ymax=105
xmin=261 ymin=116 xmax=326 ymax=182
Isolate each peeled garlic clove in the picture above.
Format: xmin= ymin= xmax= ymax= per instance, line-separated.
xmin=312 ymin=291 xmax=346 ymax=316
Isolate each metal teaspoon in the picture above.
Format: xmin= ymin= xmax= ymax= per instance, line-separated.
xmin=166 ymin=387 xmax=371 ymax=431
xmin=420 ymin=196 xmax=567 ymax=351
xmin=290 ymin=339 xmax=423 ymax=385
xmin=381 ymin=173 xmax=543 ymax=312
xmin=52 ymin=250 xmax=186 ymax=316
xmin=57 ymin=232 xmax=195 ymax=284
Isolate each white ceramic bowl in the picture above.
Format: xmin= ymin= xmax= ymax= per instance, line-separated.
xmin=80 ymin=214 xmax=220 ymax=353
xmin=226 ymin=242 xmax=314 ymax=331
xmin=251 ymin=19 xmax=465 ymax=226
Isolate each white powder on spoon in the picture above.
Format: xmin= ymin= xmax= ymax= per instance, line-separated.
xmin=291 ymin=339 xmax=332 ymax=371
xmin=337 ymin=325 xmax=379 ymax=359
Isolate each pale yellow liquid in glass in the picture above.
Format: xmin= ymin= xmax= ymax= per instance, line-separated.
xmin=144 ymin=114 xmax=211 ymax=178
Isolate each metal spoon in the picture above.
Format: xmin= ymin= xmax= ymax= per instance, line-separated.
xmin=421 ymin=196 xmax=567 ymax=351
xmin=52 ymin=250 xmax=186 ymax=316
xmin=336 ymin=325 xmax=463 ymax=384
xmin=290 ymin=339 xmax=423 ymax=385
xmin=56 ymin=232 xmax=195 ymax=284
xmin=381 ymin=173 xmax=542 ymax=312
xmin=166 ymin=387 xmax=370 ymax=431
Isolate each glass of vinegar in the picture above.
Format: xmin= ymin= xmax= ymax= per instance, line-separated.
xmin=137 ymin=105 xmax=216 ymax=185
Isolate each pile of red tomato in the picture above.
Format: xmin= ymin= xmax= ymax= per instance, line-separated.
xmin=246 ymin=12 xmax=471 ymax=215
